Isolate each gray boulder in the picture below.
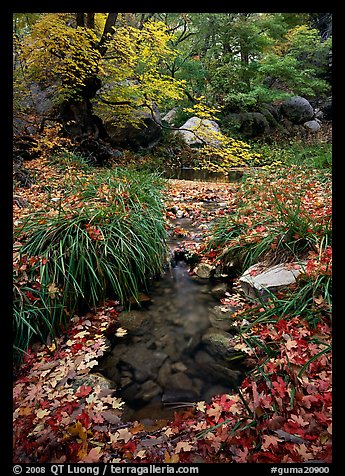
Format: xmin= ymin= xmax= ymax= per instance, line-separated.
xmin=304 ymin=120 xmax=321 ymax=132
xmin=177 ymin=116 xmax=223 ymax=147
xmin=162 ymin=108 xmax=178 ymax=125
xmin=280 ymin=96 xmax=314 ymax=124
xmin=239 ymin=261 xmax=306 ymax=300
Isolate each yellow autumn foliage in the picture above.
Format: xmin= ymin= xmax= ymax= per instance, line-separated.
xmin=15 ymin=14 xmax=186 ymax=127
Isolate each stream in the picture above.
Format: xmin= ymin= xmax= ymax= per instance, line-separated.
xmin=98 ymin=175 xmax=245 ymax=423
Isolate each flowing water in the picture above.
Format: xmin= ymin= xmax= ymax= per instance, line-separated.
xmin=98 ymin=181 xmax=245 ymax=423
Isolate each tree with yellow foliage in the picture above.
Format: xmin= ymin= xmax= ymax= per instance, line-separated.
xmin=14 ymin=13 xmax=185 ymax=142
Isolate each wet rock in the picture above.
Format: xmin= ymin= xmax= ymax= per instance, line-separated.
xmin=195 ymin=349 xmax=215 ymax=369
xmin=194 ymin=263 xmax=213 ymax=279
xmin=157 ymin=360 xmax=173 ymax=387
xmin=162 ymin=388 xmax=199 ymax=403
xmin=206 ymin=363 xmax=241 ymax=386
xmin=192 ymin=377 xmax=204 ymax=395
xmin=210 ymin=283 xmax=228 ymax=299
xmin=201 ymin=328 xmax=234 ymax=359
xmin=99 ymin=363 xmax=121 ymax=384
xmin=120 ymin=344 xmax=168 ymax=383
xmin=117 ymin=311 xmax=151 ymax=335
xmin=137 ymin=380 xmax=162 ymax=403
xmin=171 ymin=361 xmax=188 ymax=373
xmin=167 ymin=372 xmax=195 ymax=391
xmin=185 ymin=334 xmax=203 ymax=354
xmin=208 ymin=306 xmax=236 ymax=332
xmin=121 ymin=383 xmax=142 ymax=405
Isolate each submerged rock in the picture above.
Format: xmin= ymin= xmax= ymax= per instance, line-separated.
xmin=120 ymin=344 xmax=168 ymax=383
xmin=208 ymin=305 xmax=236 ymax=332
xmin=117 ymin=311 xmax=150 ymax=335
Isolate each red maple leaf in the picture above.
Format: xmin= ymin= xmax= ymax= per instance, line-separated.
xmin=272 ymin=376 xmax=288 ymax=398
xmin=76 ymin=409 xmax=91 ymax=429
xmin=75 ymin=385 xmax=92 ymax=398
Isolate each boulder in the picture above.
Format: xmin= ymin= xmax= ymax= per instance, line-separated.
xmin=304 ymin=120 xmax=321 ymax=132
xmin=105 ymin=105 xmax=162 ymax=150
xmin=239 ymin=261 xmax=306 ymax=300
xmin=280 ymin=96 xmax=314 ymax=124
xmin=201 ymin=328 xmax=235 ymax=359
xmin=162 ymin=108 xmax=178 ymax=125
xmin=239 ymin=112 xmax=270 ymax=137
xmin=177 ymin=116 xmax=223 ymax=147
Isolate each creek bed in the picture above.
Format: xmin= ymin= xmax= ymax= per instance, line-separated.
xmin=98 ymin=189 xmax=245 ymax=422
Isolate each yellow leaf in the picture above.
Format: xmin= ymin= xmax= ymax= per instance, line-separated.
xmin=68 ymin=421 xmax=88 ymax=441
xmin=164 ymin=451 xmax=179 ymax=463
xmin=36 ymin=408 xmax=50 ymax=419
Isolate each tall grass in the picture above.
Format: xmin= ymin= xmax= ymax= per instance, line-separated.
xmin=13 ymin=167 xmax=168 ymax=361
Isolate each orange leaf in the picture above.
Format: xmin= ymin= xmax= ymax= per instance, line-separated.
xmin=164 ymin=451 xmax=179 ymax=463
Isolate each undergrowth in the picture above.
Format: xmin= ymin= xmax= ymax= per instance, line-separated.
xmin=13 ymin=165 xmax=168 ymax=362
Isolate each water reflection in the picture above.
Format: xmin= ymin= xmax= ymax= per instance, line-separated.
xmin=165 ymin=167 xmax=244 ymax=183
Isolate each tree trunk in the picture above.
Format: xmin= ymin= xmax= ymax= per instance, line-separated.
xmin=76 ymin=13 xmax=85 ymax=27
xmin=86 ymin=13 xmax=95 ymax=29
xmin=58 ymin=13 xmax=120 ymax=163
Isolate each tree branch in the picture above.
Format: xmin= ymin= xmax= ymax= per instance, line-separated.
xmin=143 ymin=102 xmax=208 ymax=145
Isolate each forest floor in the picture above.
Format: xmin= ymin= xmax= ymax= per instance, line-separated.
xmin=13 ymin=162 xmax=332 ymax=464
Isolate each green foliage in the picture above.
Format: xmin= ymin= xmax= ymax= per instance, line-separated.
xmin=251 ymin=140 xmax=332 ymax=169
xmin=13 ymin=167 xmax=168 ymax=361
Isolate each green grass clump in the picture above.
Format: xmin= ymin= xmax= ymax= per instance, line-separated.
xmin=251 ymin=140 xmax=332 ymax=170
xmin=13 ymin=167 xmax=168 ymax=361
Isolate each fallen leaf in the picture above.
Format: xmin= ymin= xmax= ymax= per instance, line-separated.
xmin=111 ymin=428 xmax=133 ymax=443
xmin=261 ymin=435 xmax=282 ymax=450
xmin=164 ymin=451 xmax=179 ymax=463
xmin=36 ymin=408 xmax=50 ymax=419
xmin=80 ymin=447 xmax=102 ymax=463
xmin=175 ymin=441 xmax=193 ymax=453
